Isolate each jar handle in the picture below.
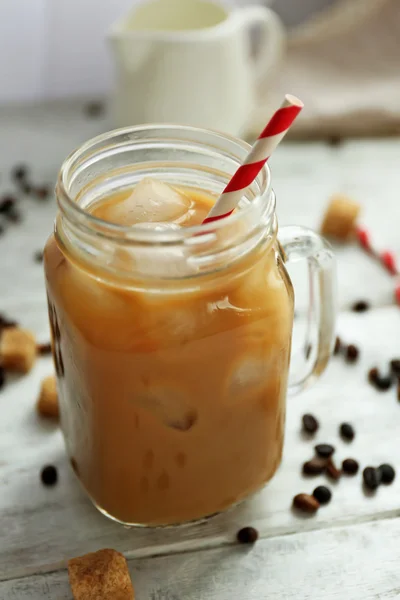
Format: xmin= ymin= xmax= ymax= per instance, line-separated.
xmin=278 ymin=226 xmax=337 ymax=395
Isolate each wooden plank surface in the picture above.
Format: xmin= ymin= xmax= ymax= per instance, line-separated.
xmin=0 ymin=101 xmax=399 ymax=596
xmin=2 ymin=517 xmax=400 ymax=599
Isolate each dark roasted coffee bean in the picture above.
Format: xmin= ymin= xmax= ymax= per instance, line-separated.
xmin=303 ymin=457 xmax=327 ymax=475
xmin=342 ymin=458 xmax=359 ymax=475
xmin=363 ymin=466 xmax=381 ymax=490
xmin=351 ymin=300 xmax=370 ymax=313
xmin=326 ymin=459 xmax=341 ymax=480
xmin=315 ymin=444 xmax=335 ymax=458
xmin=35 ymin=186 xmax=50 ymax=200
xmin=379 ymin=464 xmax=395 ymax=484
xmin=236 ymin=526 xmax=259 ymax=544
xmin=345 ymin=344 xmax=359 ymax=363
xmin=293 ymin=493 xmax=320 ymax=513
xmin=390 ymin=359 xmax=400 ymax=377
xmin=12 ymin=165 xmax=28 ymax=182
xmin=368 ymin=367 xmax=379 ymax=385
xmin=37 ymin=342 xmax=52 ymax=356
xmin=334 ymin=336 xmax=341 ymax=355
xmin=340 ymin=422 xmax=355 ymax=441
xmin=0 ymin=195 xmax=16 ymax=213
xmin=327 ymin=135 xmax=342 ymax=147
xmin=375 ymin=375 xmax=393 ymax=391
xmin=302 ymin=413 xmax=319 ymax=434
xmin=34 ymin=250 xmax=44 ymax=263
xmin=41 ymin=465 xmax=58 ymax=486
xmin=0 ymin=366 xmax=5 ymax=390
xmin=85 ymin=101 xmax=104 ymax=118
xmin=313 ymin=485 xmax=332 ymax=505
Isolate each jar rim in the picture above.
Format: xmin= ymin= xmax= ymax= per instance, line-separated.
xmin=56 ymin=124 xmax=274 ymax=247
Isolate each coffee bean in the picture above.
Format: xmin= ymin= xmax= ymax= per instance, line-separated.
xmin=313 ymin=485 xmax=332 ymax=505
xmin=375 ymin=375 xmax=393 ymax=391
xmin=368 ymin=367 xmax=379 ymax=385
xmin=293 ymin=493 xmax=320 ymax=513
xmin=315 ymin=444 xmax=335 ymax=458
xmin=334 ymin=336 xmax=341 ymax=355
xmin=41 ymin=465 xmax=58 ymax=486
xmin=12 ymin=165 xmax=28 ymax=182
xmin=351 ymin=300 xmax=370 ymax=313
xmin=85 ymin=101 xmax=104 ymax=118
xmin=35 ymin=186 xmax=50 ymax=200
xmin=0 ymin=366 xmax=5 ymax=390
xmin=379 ymin=464 xmax=395 ymax=484
xmin=342 ymin=458 xmax=359 ymax=475
xmin=340 ymin=422 xmax=355 ymax=441
xmin=327 ymin=135 xmax=342 ymax=147
xmin=363 ymin=466 xmax=381 ymax=490
xmin=37 ymin=342 xmax=52 ymax=356
xmin=0 ymin=195 xmax=16 ymax=213
xmin=34 ymin=250 xmax=44 ymax=263
xmin=303 ymin=458 xmax=327 ymax=476
xmin=326 ymin=459 xmax=341 ymax=481
xmin=345 ymin=344 xmax=359 ymax=363
xmin=302 ymin=413 xmax=319 ymax=434
xmin=236 ymin=526 xmax=259 ymax=544
xmin=390 ymin=359 xmax=400 ymax=377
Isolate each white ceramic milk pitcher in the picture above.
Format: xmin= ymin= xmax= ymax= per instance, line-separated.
xmin=109 ymin=0 xmax=285 ymax=135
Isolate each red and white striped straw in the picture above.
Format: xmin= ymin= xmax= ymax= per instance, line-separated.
xmin=355 ymin=226 xmax=400 ymax=306
xmin=355 ymin=226 xmax=398 ymax=276
xmin=203 ymin=94 xmax=303 ymax=225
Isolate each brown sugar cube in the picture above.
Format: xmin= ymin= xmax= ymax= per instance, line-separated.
xmin=321 ymin=194 xmax=361 ymax=240
xmin=0 ymin=327 xmax=36 ymax=373
xmin=37 ymin=375 xmax=59 ymax=419
xmin=68 ymin=549 xmax=134 ymax=600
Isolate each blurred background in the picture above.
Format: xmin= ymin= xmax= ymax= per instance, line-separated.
xmin=1 ymin=0 xmax=334 ymax=104
xmin=1 ymin=0 xmax=398 ymax=139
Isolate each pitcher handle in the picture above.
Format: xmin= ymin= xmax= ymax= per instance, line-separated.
xmin=234 ymin=6 xmax=286 ymax=86
xmin=278 ymin=226 xmax=337 ymax=395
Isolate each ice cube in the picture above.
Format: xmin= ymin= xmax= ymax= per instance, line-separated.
xmin=133 ymin=387 xmax=197 ymax=431
xmin=229 ymin=358 xmax=266 ymax=396
xmin=106 ymin=178 xmax=191 ymax=225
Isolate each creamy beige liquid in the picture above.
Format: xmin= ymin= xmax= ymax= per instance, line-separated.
xmin=44 ymin=183 xmax=293 ymax=525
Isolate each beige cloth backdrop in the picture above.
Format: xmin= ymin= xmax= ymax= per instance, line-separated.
xmin=248 ymin=0 xmax=400 ymax=139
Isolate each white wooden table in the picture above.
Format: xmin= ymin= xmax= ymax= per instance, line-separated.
xmin=1 ymin=101 xmax=400 ymax=598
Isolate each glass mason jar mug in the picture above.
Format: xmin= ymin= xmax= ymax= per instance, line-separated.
xmin=44 ymin=125 xmax=336 ymax=527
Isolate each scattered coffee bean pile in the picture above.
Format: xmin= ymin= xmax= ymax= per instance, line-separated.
xmin=363 ymin=464 xmax=395 ymax=490
xmin=367 ymin=360 xmax=400 ymax=396
xmin=0 ymin=164 xmax=52 ymax=255
xmin=335 ymin=333 xmax=400 ymax=400
xmin=333 ymin=336 xmax=360 ymax=363
xmin=293 ymin=414 xmax=396 ymax=514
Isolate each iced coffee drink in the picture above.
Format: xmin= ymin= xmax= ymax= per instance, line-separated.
xmin=45 ymin=125 xmax=335 ymax=526
xmin=45 ymin=176 xmax=293 ymax=525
